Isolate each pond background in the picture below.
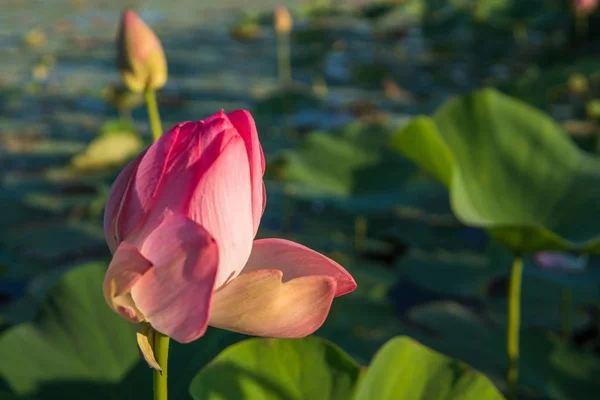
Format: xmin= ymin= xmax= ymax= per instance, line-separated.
xmin=2 ymin=0 xmax=600 ymax=399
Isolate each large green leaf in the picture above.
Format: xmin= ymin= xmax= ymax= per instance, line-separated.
xmin=190 ymin=335 xmax=504 ymax=400
xmin=0 ymin=262 xmax=245 ymax=399
xmin=390 ymin=89 xmax=600 ymax=252
xmin=355 ymin=336 xmax=505 ymax=400
xmin=0 ymin=263 xmax=138 ymax=395
xmin=189 ymin=336 xmax=362 ymax=400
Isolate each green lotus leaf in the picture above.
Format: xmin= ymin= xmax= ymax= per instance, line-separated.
xmin=0 ymin=263 xmax=138 ymax=396
xmin=189 ymin=336 xmax=361 ymax=400
xmin=190 ymin=336 xmax=504 ymax=400
xmin=390 ymin=88 xmax=600 ymax=252
xmin=355 ymin=336 xmax=505 ymax=400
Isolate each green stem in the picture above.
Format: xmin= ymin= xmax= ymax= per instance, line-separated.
xmin=146 ymin=88 xmax=168 ymax=400
xmin=575 ymin=16 xmax=588 ymax=41
xmin=354 ymin=216 xmax=367 ymax=253
xmin=153 ymin=331 xmax=170 ymax=400
xmin=277 ymin=32 xmax=291 ymax=87
xmin=145 ymin=89 xmax=163 ymax=141
xmin=560 ymin=287 xmax=572 ymax=339
xmin=507 ymin=253 xmax=523 ymax=400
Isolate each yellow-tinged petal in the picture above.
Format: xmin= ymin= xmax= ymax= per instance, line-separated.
xmin=209 ymin=269 xmax=337 ymax=338
xmin=136 ymin=323 xmax=162 ymax=372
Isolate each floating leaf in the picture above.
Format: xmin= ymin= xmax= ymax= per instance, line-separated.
xmin=355 ymin=336 xmax=505 ymax=400
xmin=71 ymin=122 xmax=143 ymax=171
xmin=0 ymin=264 xmax=138 ymax=395
xmin=190 ymin=335 xmax=504 ymax=400
xmin=0 ymin=262 xmax=244 ymax=399
xmin=189 ymin=336 xmax=361 ymax=400
xmin=390 ymin=89 xmax=600 ymax=252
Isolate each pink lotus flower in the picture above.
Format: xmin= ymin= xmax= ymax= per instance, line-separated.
xmin=103 ymin=110 xmax=356 ymax=343
xmin=116 ymin=9 xmax=167 ymax=92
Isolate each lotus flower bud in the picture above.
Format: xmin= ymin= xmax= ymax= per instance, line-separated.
xmin=116 ymin=9 xmax=167 ymax=93
xmin=274 ymin=6 xmax=293 ymax=34
xmin=574 ymin=0 xmax=598 ymax=16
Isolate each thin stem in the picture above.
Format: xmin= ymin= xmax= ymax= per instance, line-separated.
xmin=146 ymin=88 xmax=168 ymax=400
xmin=575 ymin=16 xmax=589 ymax=42
xmin=507 ymin=253 xmax=523 ymax=400
xmin=354 ymin=216 xmax=368 ymax=253
xmin=145 ymin=89 xmax=163 ymax=141
xmin=277 ymin=32 xmax=292 ymax=87
xmin=153 ymin=331 xmax=170 ymax=400
xmin=560 ymin=287 xmax=572 ymax=339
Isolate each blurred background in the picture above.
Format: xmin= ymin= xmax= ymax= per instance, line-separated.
xmin=2 ymin=0 xmax=600 ymax=399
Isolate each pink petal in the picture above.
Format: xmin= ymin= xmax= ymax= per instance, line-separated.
xmin=184 ymin=134 xmax=254 ymax=288
xmin=103 ymin=241 xmax=152 ymax=322
xmin=103 ymin=152 xmax=145 ymax=253
xmin=117 ymin=113 xmax=239 ymax=243
xmin=130 ymin=213 xmax=219 ymax=343
xmin=242 ymin=238 xmax=357 ymax=297
xmin=209 ymin=269 xmax=337 ymax=338
xmin=227 ymin=110 xmax=266 ymax=234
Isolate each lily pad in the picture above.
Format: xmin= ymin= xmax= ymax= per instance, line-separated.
xmin=0 ymin=262 xmax=245 ymax=399
xmin=71 ymin=120 xmax=143 ymax=172
xmin=0 ymin=263 xmax=138 ymax=395
xmin=355 ymin=336 xmax=505 ymax=400
xmin=389 ymin=89 xmax=600 ymax=252
xmin=189 ymin=336 xmax=362 ymax=400
xmin=190 ymin=335 xmax=504 ymax=400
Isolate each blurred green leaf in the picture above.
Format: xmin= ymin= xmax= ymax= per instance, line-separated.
xmin=0 ymin=262 xmax=244 ymax=399
xmin=0 ymin=263 xmax=138 ymax=395
xmin=272 ymin=122 xmax=416 ymax=196
xmin=355 ymin=336 xmax=505 ymax=400
xmin=390 ymin=88 xmax=600 ymax=252
xmin=71 ymin=121 xmax=143 ymax=172
xmin=255 ymin=86 xmax=322 ymax=116
xmin=189 ymin=336 xmax=361 ymax=400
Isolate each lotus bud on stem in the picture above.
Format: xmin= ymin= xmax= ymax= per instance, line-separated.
xmin=116 ymin=10 xmax=169 ymax=399
xmin=116 ymin=9 xmax=167 ymax=141
xmin=274 ymin=6 xmax=293 ymax=87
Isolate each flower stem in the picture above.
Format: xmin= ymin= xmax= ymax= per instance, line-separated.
xmin=153 ymin=331 xmax=170 ymax=400
xmin=145 ymin=89 xmax=163 ymax=141
xmin=277 ymin=32 xmax=291 ymax=87
xmin=146 ymin=87 xmax=167 ymax=400
xmin=506 ymin=253 xmax=523 ymax=400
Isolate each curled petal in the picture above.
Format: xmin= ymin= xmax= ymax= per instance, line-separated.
xmin=103 ymin=152 xmax=145 ymax=253
xmin=227 ymin=110 xmax=266 ymax=234
xmin=130 ymin=213 xmax=219 ymax=343
xmin=103 ymin=241 xmax=152 ymax=322
xmin=242 ymin=238 xmax=357 ymax=297
xmin=209 ymin=269 xmax=337 ymax=338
